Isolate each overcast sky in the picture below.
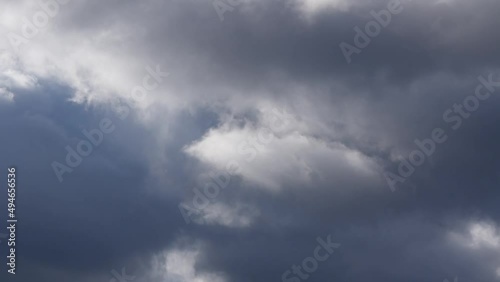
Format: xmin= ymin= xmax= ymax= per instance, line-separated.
xmin=1 ymin=0 xmax=500 ymax=281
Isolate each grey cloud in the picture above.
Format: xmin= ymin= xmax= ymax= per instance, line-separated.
xmin=2 ymin=0 xmax=500 ymax=281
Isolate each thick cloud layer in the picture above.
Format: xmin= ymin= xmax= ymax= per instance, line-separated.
xmin=1 ymin=0 xmax=500 ymax=281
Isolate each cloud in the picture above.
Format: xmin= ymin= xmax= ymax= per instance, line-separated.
xmin=147 ymin=240 xmax=227 ymax=282
xmin=2 ymin=0 xmax=500 ymax=281
xmin=294 ymin=0 xmax=351 ymax=16
xmin=0 ymin=87 xmax=14 ymax=101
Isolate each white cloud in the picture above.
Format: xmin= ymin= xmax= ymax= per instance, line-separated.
xmin=448 ymin=220 xmax=500 ymax=279
xmin=0 ymin=87 xmax=14 ymax=101
xmin=0 ymin=50 xmax=37 ymax=90
xmin=185 ymin=108 xmax=381 ymax=192
xmin=295 ymin=0 xmax=350 ymax=14
xmin=468 ymin=222 xmax=500 ymax=248
xmin=153 ymin=243 xmax=227 ymax=282
xmin=450 ymin=221 xmax=500 ymax=249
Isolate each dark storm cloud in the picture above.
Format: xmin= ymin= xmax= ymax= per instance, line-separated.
xmin=2 ymin=0 xmax=500 ymax=281
xmin=0 ymin=81 xmax=219 ymax=281
xmin=61 ymin=0 xmax=498 ymax=87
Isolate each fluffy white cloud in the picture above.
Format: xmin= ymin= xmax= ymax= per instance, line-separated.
xmin=448 ymin=220 xmax=500 ymax=278
xmin=152 ymin=243 xmax=227 ymax=282
xmin=185 ymin=107 xmax=381 ymax=192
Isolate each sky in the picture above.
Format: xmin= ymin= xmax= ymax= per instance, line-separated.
xmin=0 ymin=0 xmax=500 ymax=281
